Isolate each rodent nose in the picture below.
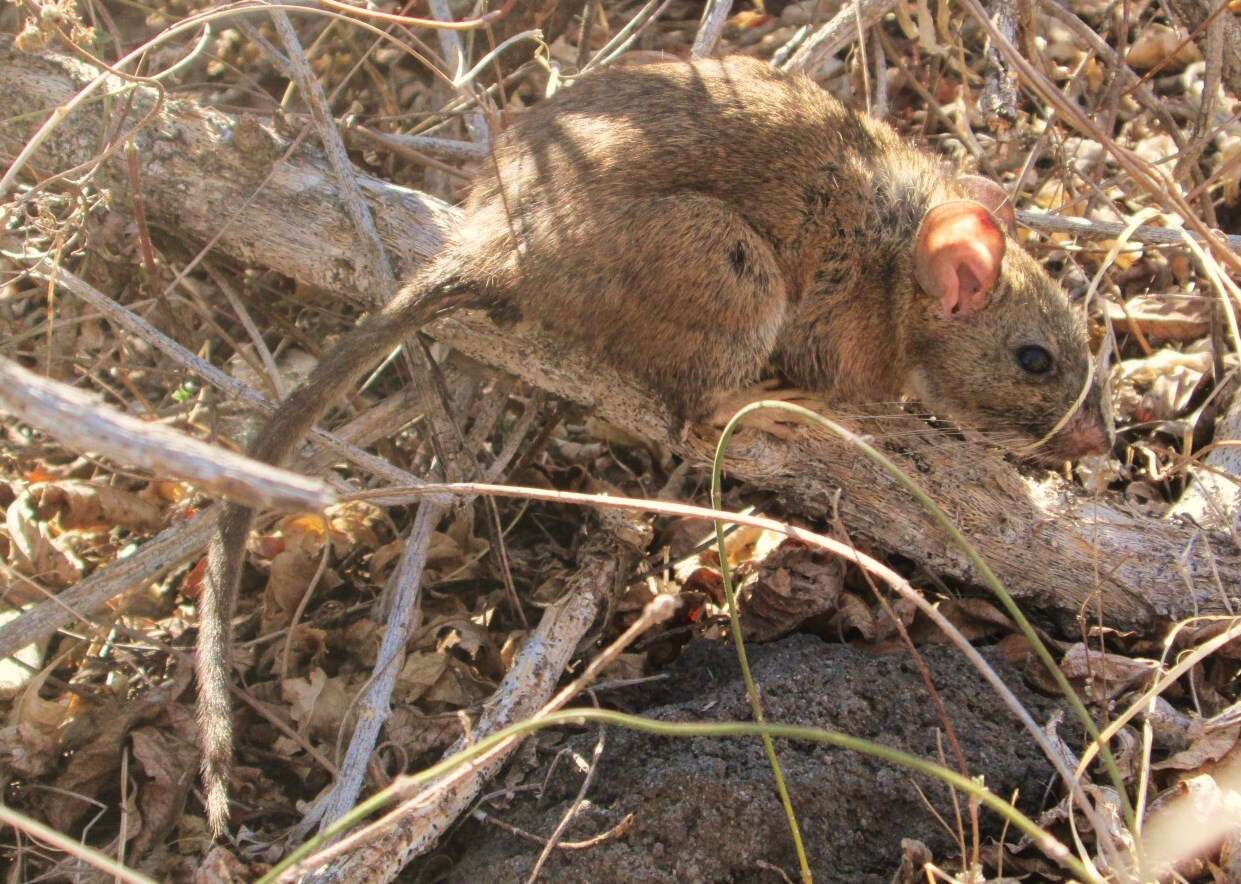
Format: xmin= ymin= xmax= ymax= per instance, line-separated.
xmin=1054 ymin=410 xmax=1112 ymax=459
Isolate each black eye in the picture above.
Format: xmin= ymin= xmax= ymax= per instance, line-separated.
xmin=1016 ymin=345 xmax=1053 ymax=375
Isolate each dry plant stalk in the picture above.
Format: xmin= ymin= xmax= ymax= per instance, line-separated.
xmin=0 ymin=36 xmax=1236 ymax=641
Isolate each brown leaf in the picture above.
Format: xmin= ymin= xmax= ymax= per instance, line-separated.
xmin=1153 ymin=726 xmax=1241 ymax=772
xmin=282 ymin=668 xmax=357 ymax=741
xmin=831 ymin=592 xmax=877 ymax=641
xmin=735 ymin=540 xmax=843 ymax=642
xmin=6 ymin=490 xmax=85 ymax=590
xmin=34 ymin=480 xmax=164 ymax=533
xmin=324 ymin=500 xmax=386 ymax=554
xmin=260 ymin=543 xmax=324 ymax=634
xmin=192 ymin=845 xmax=253 ymax=883
xmin=1060 ymin=643 xmax=1158 ymax=700
xmin=46 ymin=665 xmax=192 ymax=830
xmin=1106 ymin=294 xmax=1212 ymax=343
xmin=385 ymin=707 xmax=463 ymax=758
xmin=129 ymin=707 xmax=199 ymax=862
xmin=394 ymin=651 xmax=448 ymax=704
xmin=2 ymin=665 xmax=70 ymax=778
xmin=1126 ymin=23 xmax=1203 ymax=71
xmin=422 ymin=657 xmax=491 ymax=708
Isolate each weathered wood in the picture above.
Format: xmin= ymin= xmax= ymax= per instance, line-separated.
xmin=0 ymin=355 xmax=334 ymax=512
xmin=1 ymin=37 xmax=1236 ymax=634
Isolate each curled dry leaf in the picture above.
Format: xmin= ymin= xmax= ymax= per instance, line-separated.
xmin=1113 ymin=347 xmax=1212 ymax=425
xmin=322 ymin=500 xmax=386 ymax=556
xmin=282 ymin=667 xmax=358 ymax=742
xmin=829 ymin=592 xmax=877 ymax=641
xmin=1 ymin=665 xmax=70 ymax=778
xmin=738 ymin=541 xmax=843 ymax=642
xmin=1060 ymin=642 xmax=1159 ymax=700
xmin=394 ymin=650 xmax=448 ymax=704
xmin=1153 ymin=724 xmax=1241 ymax=772
xmin=5 ymin=489 xmax=85 ymax=590
xmin=1105 ymin=293 xmax=1212 ymax=343
xmin=32 ymin=480 xmax=164 ymax=533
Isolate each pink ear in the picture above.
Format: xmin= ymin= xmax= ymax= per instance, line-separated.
xmin=957 ymin=175 xmax=1016 ymax=232
xmin=914 ymin=200 xmax=1007 ymax=318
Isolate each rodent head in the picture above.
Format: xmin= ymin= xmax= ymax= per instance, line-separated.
xmin=901 ymin=179 xmax=1111 ymax=465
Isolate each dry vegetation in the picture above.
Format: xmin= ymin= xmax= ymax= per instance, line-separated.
xmin=1 ymin=0 xmax=1241 ymax=881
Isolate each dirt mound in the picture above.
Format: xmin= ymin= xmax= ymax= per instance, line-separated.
xmin=443 ymin=635 xmax=1068 ymax=882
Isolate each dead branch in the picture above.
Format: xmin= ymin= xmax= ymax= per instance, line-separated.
xmin=780 ymin=0 xmax=897 ymax=74
xmin=980 ymin=0 xmax=1021 ymax=127
xmin=1164 ymin=0 xmax=1241 ymax=99
xmin=296 ymin=526 xmax=644 ymax=883
xmin=1 ymin=37 xmax=1237 ymax=639
xmin=0 ymin=355 xmax=334 ymax=512
xmin=691 ymin=0 xmax=735 ymax=58
xmin=1016 ymin=210 xmax=1241 ymax=251
xmin=0 ymin=507 xmax=221 ymax=660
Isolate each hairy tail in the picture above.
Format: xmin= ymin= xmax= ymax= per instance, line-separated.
xmin=198 ymin=260 xmax=483 ymax=834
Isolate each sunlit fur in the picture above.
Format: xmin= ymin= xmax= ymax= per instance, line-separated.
xmin=199 ymin=55 xmax=1108 ymax=833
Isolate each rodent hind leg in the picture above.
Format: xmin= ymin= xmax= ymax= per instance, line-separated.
xmin=584 ymin=192 xmax=788 ymax=431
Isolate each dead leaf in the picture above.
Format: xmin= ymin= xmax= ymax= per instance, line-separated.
xmin=324 ymin=500 xmax=386 ymax=554
xmin=129 ymin=706 xmax=199 ymax=862
xmin=385 ymin=708 xmax=464 ymax=758
xmin=282 ymin=668 xmax=356 ymax=741
xmin=394 ymin=651 xmax=448 ymax=704
xmin=739 ymin=541 xmax=843 ymax=642
xmin=830 ymin=592 xmax=877 ymax=641
xmin=1106 ymin=294 xmax=1212 ymax=343
xmin=1060 ymin=643 xmax=1158 ymax=700
xmin=1154 ymin=726 xmax=1241 ymax=772
xmin=906 ymin=597 xmax=1015 ymax=644
xmin=2 ymin=664 xmax=70 ymax=778
xmin=422 ymin=657 xmax=491 ymax=707
xmin=6 ymin=490 xmax=85 ymax=589
xmin=1114 ymin=348 xmax=1212 ymax=425
xmin=192 ymin=845 xmax=252 ymax=883
xmin=1126 ymin=23 xmax=1202 ymax=71
xmin=46 ymin=664 xmax=192 ymax=830
xmin=260 ymin=543 xmax=324 ymax=634
xmin=34 ymin=480 xmax=164 ymax=533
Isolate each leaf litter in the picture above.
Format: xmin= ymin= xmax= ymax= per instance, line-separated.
xmin=0 ymin=0 xmax=1240 ymax=879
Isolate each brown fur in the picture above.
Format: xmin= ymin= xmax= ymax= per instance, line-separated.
xmin=199 ymin=56 xmax=1108 ymax=832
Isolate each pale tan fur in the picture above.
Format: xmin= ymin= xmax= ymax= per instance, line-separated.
xmin=198 ymin=57 xmax=1108 ymax=833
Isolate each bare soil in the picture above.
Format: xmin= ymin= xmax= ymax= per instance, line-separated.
xmin=441 ymin=635 xmax=1069 ymax=883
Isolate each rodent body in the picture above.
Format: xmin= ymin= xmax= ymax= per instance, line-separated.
xmin=199 ymin=56 xmax=1110 ymax=832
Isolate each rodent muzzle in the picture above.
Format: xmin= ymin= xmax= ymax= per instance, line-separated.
xmin=1042 ymin=407 xmax=1113 ymax=462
